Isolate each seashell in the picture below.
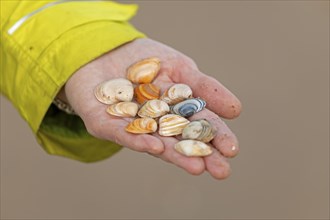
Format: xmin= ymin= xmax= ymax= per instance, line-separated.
xmin=127 ymin=57 xmax=161 ymax=84
xmin=134 ymin=83 xmax=160 ymax=104
xmin=138 ymin=99 xmax=169 ymax=118
xmin=170 ymin=98 xmax=206 ymax=118
xmin=158 ymin=114 xmax=190 ymax=136
xmin=182 ymin=119 xmax=217 ymax=143
xmin=125 ymin=117 xmax=157 ymax=134
xmin=174 ymin=140 xmax=213 ymax=157
xmin=160 ymin=83 xmax=193 ymax=105
xmin=94 ymin=78 xmax=133 ymax=104
xmin=106 ymin=102 xmax=139 ymax=117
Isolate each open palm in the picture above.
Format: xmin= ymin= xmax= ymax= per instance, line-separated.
xmin=64 ymin=38 xmax=241 ymax=179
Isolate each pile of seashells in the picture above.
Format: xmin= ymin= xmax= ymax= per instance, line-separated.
xmin=94 ymin=57 xmax=217 ymax=157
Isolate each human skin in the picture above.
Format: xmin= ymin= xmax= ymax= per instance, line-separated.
xmin=59 ymin=38 xmax=242 ymax=180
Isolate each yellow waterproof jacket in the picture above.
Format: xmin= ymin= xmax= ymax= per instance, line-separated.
xmin=1 ymin=1 xmax=145 ymax=162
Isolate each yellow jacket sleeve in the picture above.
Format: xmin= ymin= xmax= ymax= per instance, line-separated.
xmin=0 ymin=1 xmax=146 ymax=162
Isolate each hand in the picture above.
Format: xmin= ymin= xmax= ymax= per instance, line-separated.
xmin=63 ymin=38 xmax=242 ymax=179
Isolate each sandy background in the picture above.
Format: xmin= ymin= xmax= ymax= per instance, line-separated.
xmin=1 ymin=1 xmax=329 ymax=219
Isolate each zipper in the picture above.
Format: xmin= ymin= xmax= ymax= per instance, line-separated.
xmin=8 ymin=0 xmax=103 ymax=35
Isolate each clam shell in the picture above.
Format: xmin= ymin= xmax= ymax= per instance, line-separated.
xmin=158 ymin=114 xmax=190 ymax=136
xmin=170 ymin=98 xmax=206 ymax=118
xmin=106 ymin=102 xmax=139 ymax=117
xmin=174 ymin=140 xmax=213 ymax=157
xmin=125 ymin=117 xmax=157 ymax=134
xmin=127 ymin=57 xmax=161 ymax=84
xmin=138 ymin=100 xmax=169 ymax=118
xmin=94 ymin=78 xmax=133 ymax=104
xmin=160 ymin=83 xmax=193 ymax=105
xmin=182 ymin=119 xmax=217 ymax=143
xmin=134 ymin=83 xmax=160 ymax=104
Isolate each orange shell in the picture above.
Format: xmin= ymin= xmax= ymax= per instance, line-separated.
xmin=127 ymin=57 xmax=161 ymax=84
xmin=125 ymin=118 xmax=158 ymax=134
xmin=134 ymin=83 xmax=160 ymax=104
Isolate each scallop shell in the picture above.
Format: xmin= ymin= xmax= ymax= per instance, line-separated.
xmin=127 ymin=57 xmax=161 ymax=84
xmin=170 ymin=98 xmax=206 ymax=118
xmin=94 ymin=78 xmax=133 ymax=104
xmin=134 ymin=83 xmax=160 ymax=104
xmin=125 ymin=117 xmax=158 ymax=134
xmin=160 ymin=83 xmax=193 ymax=105
xmin=106 ymin=102 xmax=139 ymax=118
xmin=158 ymin=114 xmax=190 ymax=136
xmin=174 ymin=140 xmax=213 ymax=157
xmin=138 ymin=99 xmax=169 ymax=118
xmin=182 ymin=119 xmax=217 ymax=143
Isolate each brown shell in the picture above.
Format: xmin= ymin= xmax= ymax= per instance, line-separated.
xmin=182 ymin=119 xmax=217 ymax=142
xmin=134 ymin=83 xmax=160 ymax=104
xmin=127 ymin=57 xmax=161 ymax=84
xmin=125 ymin=117 xmax=158 ymax=134
xmin=106 ymin=102 xmax=139 ymax=118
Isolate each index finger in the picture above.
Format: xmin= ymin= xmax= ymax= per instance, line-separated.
xmin=173 ymin=68 xmax=242 ymax=119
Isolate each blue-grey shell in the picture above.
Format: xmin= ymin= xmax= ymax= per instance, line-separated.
xmin=170 ymin=98 xmax=206 ymax=117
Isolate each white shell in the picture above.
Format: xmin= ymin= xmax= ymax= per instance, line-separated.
xmin=94 ymin=78 xmax=133 ymax=104
xmin=160 ymin=83 xmax=193 ymax=105
xmin=138 ymin=99 xmax=169 ymax=118
xmin=106 ymin=102 xmax=139 ymax=117
xmin=158 ymin=114 xmax=190 ymax=136
xmin=174 ymin=140 xmax=213 ymax=157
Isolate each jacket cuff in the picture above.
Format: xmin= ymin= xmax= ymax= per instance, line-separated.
xmin=1 ymin=1 xmax=145 ymax=162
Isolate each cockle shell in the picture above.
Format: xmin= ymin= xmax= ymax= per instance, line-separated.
xmin=94 ymin=78 xmax=133 ymax=104
xmin=174 ymin=140 xmax=213 ymax=157
xmin=138 ymin=99 xmax=169 ymax=118
xmin=158 ymin=114 xmax=190 ymax=136
xmin=125 ymin=117 xmax=158 ymax=134
xmin=106 ymin=102 xmax=139 ymax=117
xmin=134 ymin=83 xmax=160 ymax=104
xmin=127 ymin=57 xmax=161 ymax=84
xmin=182 ymin=119 xmax=217 ymax=143
xmin=160 ymin=83 xmax=193 ymax=105
xmin=170 ymin=98 xmax=206 ymax=118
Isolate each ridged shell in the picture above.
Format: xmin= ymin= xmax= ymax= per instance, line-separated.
xmin=125 ymin=118 xmax=157 ymax=134
xmin=160 ymin=83 xmax=193 ymax=105
xmin=134 ymin=83 xmax=160 ymax=104
xmin=170 ymin=98 xmax=206 ymax=118
xmin=94 ymin=78 xmax=133 ymax=104
xmin=138 ymin=100 xmax=169 ymax=118
xmin=182 ymin=119 xmax=217 ymax=143
xmin=158 ymin=114 xmax=190 ymax=136
xmin=174 ymin=140 xmax=213 ymax=157
xmin=127 ymin=57 xmax=161 ymax=84
xmin=106 ymin=102 xmax=139 ymax=117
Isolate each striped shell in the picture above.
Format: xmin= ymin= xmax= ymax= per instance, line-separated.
xmin=106 ymin=102 xmax=139 ymax=118
xmin=134 ymin=83 xmax=160 ymax=104
xmin=125 ymin=117 xmax=158 ymax=134
xmin=127 ymin=57 xmax=161 ymax=84
xmin=160 ymin=83 xmax=193 ymax=105
xmin=138 ymin=100 xmax=169 ymax=118
xmin=182 ymin=119 xmax=217 ymax=143
xmin=94 ymin=78 xmax=133 ymax=105
xmin=170 ymin=98 xmax=206 ymax=118
xmin=174 ymin=140 xmax=213 ymax=157
xmin=158 ymin=114 xmax=190 ymax=136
